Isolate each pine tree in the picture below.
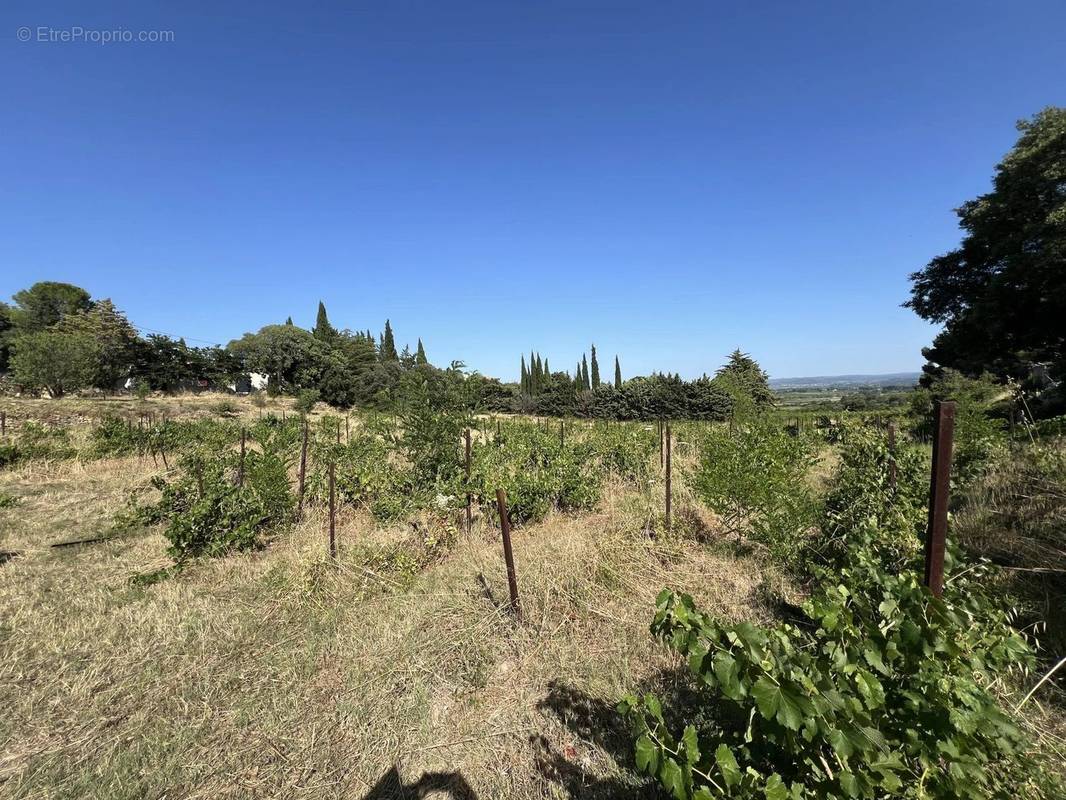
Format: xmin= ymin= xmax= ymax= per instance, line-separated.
xmin=581 ymin=354 xmax=590 ymax=391
xmin=590 ymin=344 xmax=600 ymax=388
xmin=416 ymin=338 xmax=428 ymax=365
xmin=380 ymin=320 xmax=398 ymax=361
xmin=313 ymin=301 xmax=336 ymax=341
xmin=614 ymin=355 xmax=622 ymax=388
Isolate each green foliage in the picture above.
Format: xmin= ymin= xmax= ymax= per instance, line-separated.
xmin=0 ymin=490 xmax=19 ymax=508
xmin=907 ymin=107 xmax=1066 ymax=385
xmin=398 ymin=369 xmax=472 ymax=489
xmin=294 ymin=389 xmax=320 ymax=415
xmin=621 ymin=522 xmax=1052 ymax=799
xmin=8 ymin=281 xmax=92 ymax=332
xmin=10 ymin=330 xmax=99 ymax=397
xmin=909 ymin=371 xmax=1008 ymax=483
xmin=822 ymin=424 xmax=928 ymax=566
xmin=309 ymin=428 xmax=417 ymax=522
xmin=55 ymin=299 xmax=139 ymax=390
xmin=693 ymin=423 xmax=818 ymax=564
xmin=127 ymin=438 xmax=294 ymax=559
xmin=472 ymin=423 xmax=602 ymax=523
xmin=716 ymin=350 xmax=775 ymax=419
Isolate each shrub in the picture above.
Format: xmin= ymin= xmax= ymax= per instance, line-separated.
xmin=693 ymin=423 xmax=818 ymax=564
xmin=127 ymin=444 xmax=294 ymax=559
xmin=821 ymin=423 xmax=928 ymax=567
xmin=620 ymin=524 xmax=1053 ymax=799
xmin=308 ymin=428 xmax=417 ymax=522
xmin=473 ymin=423 xmax=602 ymax=524
xmin=294 ymin=389 xmax=320 ymax=415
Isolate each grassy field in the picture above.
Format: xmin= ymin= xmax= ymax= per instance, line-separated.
xmin=0 ymin=394 xmax=786 ymax=799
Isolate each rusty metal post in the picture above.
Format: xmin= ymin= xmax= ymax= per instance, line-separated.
xmin=665 ymin=423 xmax=672 ymax=531
xmin=659 ymin=419 xmax=664 ymax=469
xmin=237 ymin=428 xmax=246 ymax=487
xmin=297 ymin=419 xmax=309 ymax=516
xmin=494 ymin=489 xmax=522 ymax=619
xmin=923 ymin=401 xmax=955 ymax=597
xmin=464 ymin=429 xmax=472 ymax=533
xmin=328 ymin=461 xmax=337 ymax=560
xmin=887 ymin=421 xmax=897 ymax=493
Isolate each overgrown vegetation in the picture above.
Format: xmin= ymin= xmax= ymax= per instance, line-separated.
xmin=622 ymin=416 xmax=1062 ymax=799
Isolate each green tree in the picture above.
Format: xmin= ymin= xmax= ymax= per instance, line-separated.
xmin=590 ymin=344 xmax=601 ymax=388
xmin=9 ymin=281 xmax=92 ymax=332
xmin=11 ymin=330 xmax=99 ymax=397
xmin=285 ymin=316 xmax=294 ymax=325
xmin=228 ymin=324 xmax=322 ymax=391
xmin=520 ymin=355 xmax=529 ymax=395
xmin=907 ymin=107 xmax=1066 ymax=384
xmin=715 ymin=350 xmax=774 ymax=416
xmin=416 ymin=338 xmax=428 ymax=365
xmin=56 ymin=299 xmax=139 ymax=389
xmin=614 ymin=355 xmax=622 ymax=388
xmin=0 ymin=302 xmax=12 ymax=372
xmin=581 ymin=354 xmax=591 ymax=391
xmin=379 ymin=319 xmax=398 ymax=362
xmin=313 ymin=301 xmax=336 ymax=341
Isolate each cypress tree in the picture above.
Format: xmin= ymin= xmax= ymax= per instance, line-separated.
xmin=581 ymin=354 xmax=590 ymax=391
xmin=614 ymin=356 xmax=622 ymax=388
xmin=313 ymin=301 xmax=336 ymax=341
xmin=521 ymin=355 xmax=528 ymax=394
xmin=380 ymin=320 xmax=398 ymax=361
xmin=575 ymin=361 xmax=583 ymax=389
xmin=416 ymin=338 xmax=428 ymax=365
xmin=285 ymin=316 xmax=294 ymax=326
xmin=543 ymin=358 xmax=549 ymax=378
xmin=590 ymin=344 xmax=601 ymax=388
xmin=534 ymin=353 xmax=543 ymax=394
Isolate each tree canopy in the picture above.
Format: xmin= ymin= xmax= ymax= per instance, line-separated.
xmin=907 ymin=107 xmax=1066 ymax=385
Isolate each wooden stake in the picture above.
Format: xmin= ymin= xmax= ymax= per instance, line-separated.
xmin=237 ymin=428 xmax=246 ymax=487
xmin=297 ymin=420 xmax=309 ymax=517
xmin=328 ymin=462 xmax=337 ymax=560
xmin=923 ymin=401 xmax=955 ymax=597
xmin=665 ymin=423 xmax=672 ymax=531
xmin=559 ymin=419 xmax=564 ymax=447
xmin=464 ymin=429 xmax=472 ymax=534
xmin=495 ymin=489 xmax=522 ymax=620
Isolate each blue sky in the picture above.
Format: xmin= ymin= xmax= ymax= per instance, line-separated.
xmin=2 ymin=1 xmax=1064 ymax=380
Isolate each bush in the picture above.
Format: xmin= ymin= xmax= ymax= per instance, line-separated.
xmin=294 ymin=389 xmax=320 ymax=415
xmin=693 ymin=423 xmax=818 ymax=563
xmin=821 ymin=423 xmax=928 ymax=567
xmin=621 ymin=523 xmax=1053 ymax=799
xmin=473 ymin=422 xmax=602 ymax=524
xmin=126 ymin=441 xmax=294 ymax=559
xmin=308 ymin=428 xmax=417 ymax=522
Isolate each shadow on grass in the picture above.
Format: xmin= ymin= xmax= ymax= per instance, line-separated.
xmin=531 ymin=673 xmax=711 ymax=800
xmin=361 ymin=766 xmax=478 ymax=799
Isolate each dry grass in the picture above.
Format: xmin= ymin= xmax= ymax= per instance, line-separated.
xmin=0 ymin=397 xmax=779 ymax=799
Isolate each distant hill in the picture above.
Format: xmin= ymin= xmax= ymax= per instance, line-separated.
xmin=770 ymin=372 xmax=921 ymax=390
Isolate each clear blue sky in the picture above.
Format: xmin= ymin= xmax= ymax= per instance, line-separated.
xmin=3 ymin=2 xmax=1064 ymax=381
